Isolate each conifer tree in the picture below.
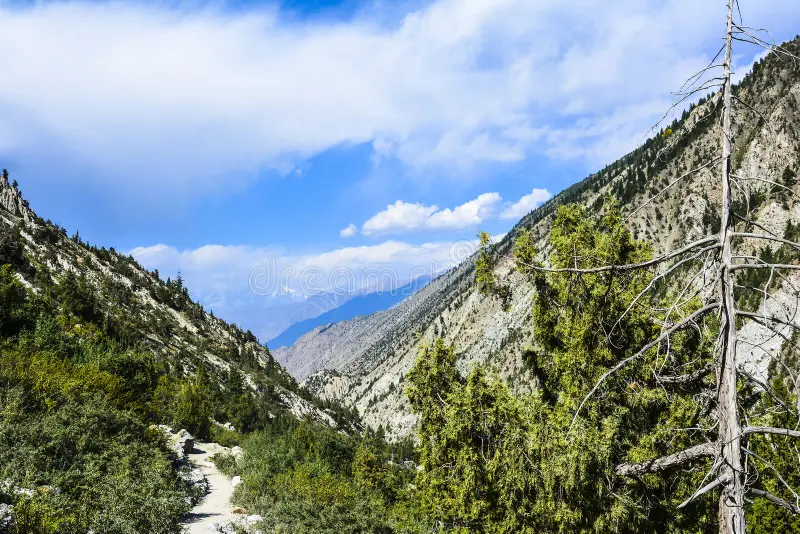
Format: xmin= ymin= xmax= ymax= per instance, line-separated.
xmin=508 ymin=3 xmax=800 ymax=531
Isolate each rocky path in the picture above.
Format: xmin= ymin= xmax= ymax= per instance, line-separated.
xmin=181 ymin=441 xmax=238 ymax=534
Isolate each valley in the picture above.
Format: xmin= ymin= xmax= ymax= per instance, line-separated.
xmin=0 ymin=5 xmax=799 ymax=534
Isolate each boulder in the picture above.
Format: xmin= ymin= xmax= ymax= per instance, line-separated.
xmin=245 ymin=514 xmax=262 ymax=524
xmin=0 ymin=503 xmax=13 ymax=530
xmin=231 ymin=476 xmax=241 ymax=488
xmin=174 ymin=429 xmax=195 ymax=456
xmin=230 ymin=506 xmax=247 ymax=515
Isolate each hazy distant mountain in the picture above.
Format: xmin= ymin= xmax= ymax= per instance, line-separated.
xmin=269 ymin=275 xmax=432 ymax=351
xmin=212 ymin=290 xmax=355 ymax=342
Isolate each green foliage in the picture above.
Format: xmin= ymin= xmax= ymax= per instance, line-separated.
xmin=0 ymin=265 xmax=264 ymax=531
xmin=407 ymin=350 xmax=535 ymax=532
xmin=218 ymin=422 xmax=418 ymax=534
xmin=512 ymin=228 xmax=539 ymax=276
xmin=408 ymin=205 xmax=720 ymax=533
xmin=0 ymin=225 xmax=27 ymax=273
xmin=0 ymin=264 xmax=32 ymax=337
xmin=474 ymin=231 xmax=511 ymax=310
xmin=524 ymin=204 xmax=718 ymax=532
xmin=747 ymin=333 xmax=800 ymax=533
xmin=474 ymin=231 xmax=497 ymax=297
xmin=0 ymin=351 xmax=191 ymax=533
xmin=174 ymin=375 xmax=213 ymax=439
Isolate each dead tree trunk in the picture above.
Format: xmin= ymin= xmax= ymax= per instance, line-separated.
xmin=717 ymin=1 xmax=745 ymax=532
xmin=517 ymin=2 xmax=800 ymax=529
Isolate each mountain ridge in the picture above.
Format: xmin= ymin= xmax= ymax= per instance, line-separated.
xmin=0 ymin=170 xmax=346 ymax=430
xmin=271 ymin=275 xmax=431 ymax=352
xmin=281 ymin=37 xmax=800 ymax=439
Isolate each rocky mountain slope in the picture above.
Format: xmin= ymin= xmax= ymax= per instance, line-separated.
xmin=281 ymin=37 xmax=800 ymax=439
xmin=0 ymin=171 xmax=342 ymax=429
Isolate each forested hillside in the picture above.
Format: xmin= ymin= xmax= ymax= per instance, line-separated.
xmin=0 ymin=171 xmax=357 ymax=532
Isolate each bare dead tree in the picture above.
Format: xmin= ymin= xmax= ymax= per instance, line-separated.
xmin=516 ymin=1 xmax=800 ymax=532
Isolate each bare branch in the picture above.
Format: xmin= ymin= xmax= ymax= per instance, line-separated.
xmin=739 ymin=369 xmax=799 ymax=418
xmin=616 ymin=442 xmax=716 ymax=477
xmin=736 ymin=310 xmax=800 ymax=332
xmin=610 ymin=245 xmax=717 ymax=339
xmin=743 ymin=426 xmax=800 ymax=439
xmin=570 ymin=303 xmax=720 ymax=431
xmin=732 ymin=212 xmax=786 ymax=239
xmin=732 ymin=96 xmax=776 ymax=134
xmin=730 ymin=263 xmax=800 ymax=272
xmin=731 ymin=233 xmax=800 ymax=252
xmin=520 ymin=237 xmax=720 ymax=275
xmin=733 ymin=174 xmax=800 ymax=200
xmin=625 ymin=159 xmax=720 ymax=221
xmin=657 ymin=364 xmax=713 ymax=385
xmin=743 ymin=446 xmax=800 ymax=510
xmin=678 ymin=474 xmax=730 ymax=509
xmin=749 ymin=488 xmax=800 ymax=514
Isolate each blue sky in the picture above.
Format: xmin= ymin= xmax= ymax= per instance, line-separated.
xmin=1 ymin=0 xmax=798 ymax=337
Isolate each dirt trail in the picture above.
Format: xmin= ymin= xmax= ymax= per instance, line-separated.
xmin=181 ymin=442 xmax=237 ymax=533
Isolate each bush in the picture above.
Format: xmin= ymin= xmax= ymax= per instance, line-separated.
xmin=225 ymin=424 xmax=413 ymax=534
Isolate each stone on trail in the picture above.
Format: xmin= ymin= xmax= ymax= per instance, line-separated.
xmin=175 ymin=429 xmax=195 ymax=456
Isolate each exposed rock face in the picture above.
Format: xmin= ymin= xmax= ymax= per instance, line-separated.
xmin=0 ymin=174 xmax=32 ymax=224
xmin=282 ymin=39 xmax=800 ymax=440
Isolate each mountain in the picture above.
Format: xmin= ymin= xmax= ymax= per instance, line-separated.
xmin=285 ymin=37 xmax=800 ymax=439
xmin=214 ymin=289 xmax=354 ymax=343
xmin=270 ymin=275 xmax=431 ymax=352
xmin=0 ymin=172 xmax=344 ymax=429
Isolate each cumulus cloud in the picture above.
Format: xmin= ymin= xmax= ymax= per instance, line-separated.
xmin=1 ymin=0 xmax=795 ymax=190
xmin=339 ymin=223 xmax=357 ymax=238
xmin=428 ymin=193 xmax=502 ymax=228
xmin=500 ymin=188 xmax=552 ymax=220
xmin=361 ymin=193 xmax=501 ymax=236
xmin=359 ymin=188 xmax=554 ymax=235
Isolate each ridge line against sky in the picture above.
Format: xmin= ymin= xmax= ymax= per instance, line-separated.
xmin=1 ymin=0 xmax=797 ymax=337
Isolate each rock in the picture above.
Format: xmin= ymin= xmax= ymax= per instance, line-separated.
xmin=230 ymin=506 xmax=247 ymax=514
xmin=230 ymin=476 xmax=241 ymax=488
xmin=174 ymin=429 xmax=195 ymax=456
xmin=205 ymin=522 xmax=236 ymax=534
xmin=245 ymin=514 xmax=262 ymax=524
xmin=0 ymin=481 xmax=35 ymax=498
xmin=178 ymin=466 xmax=209 ymax=503
xmin=214 ymin=420 xmax=236 ymax=432
xmin=0 ymin=503 xmax=13 ymax=530
xmin=230 ymin=446 xmax=243 ymax=459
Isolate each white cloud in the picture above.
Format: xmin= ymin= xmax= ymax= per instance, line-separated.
xmin=131 ymin=238 xmax=475 ymax=302
xmin=361 ymin=201 xmax=438 ymax=236
xmin=500 ymin=188 xmax=552 ymax=220
xmin=1 ymin=0 xmax=796 ymax=190
xmin=428 ymin=192 xmax=502 ymax=228
xmin=371 ymin=137 xmax=394 ymax=166
xmin=361 ymin=192 xmax=501 ymax=236
xmin=339 ymin=223 xmax=358 ymax=238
